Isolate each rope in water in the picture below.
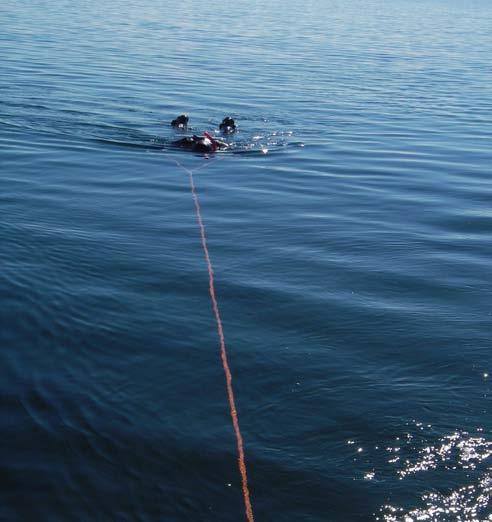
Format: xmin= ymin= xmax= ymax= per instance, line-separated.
xmin=174 ymin=159 xmax=255 ymax=522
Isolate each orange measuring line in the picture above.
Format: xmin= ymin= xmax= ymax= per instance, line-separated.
xmin=174 ymin=159 xmax=255 ymax=522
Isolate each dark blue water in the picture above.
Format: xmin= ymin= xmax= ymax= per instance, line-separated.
xmin=2 ymin=0 xmax=492 ymax=520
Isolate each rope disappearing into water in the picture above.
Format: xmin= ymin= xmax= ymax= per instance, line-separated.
xmin=173 ymin=158 xmax=255 ymax=522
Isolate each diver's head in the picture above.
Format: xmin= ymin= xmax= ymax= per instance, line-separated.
xmin=171 ymin=114 xmax=189 ymax=128
xmin=219 ymin=116 xmax=236 ymax=133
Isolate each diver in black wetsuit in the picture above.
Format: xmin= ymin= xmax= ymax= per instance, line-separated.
xmin=172 ymin=133 xmax=228 ymax=153
xmin=171 ymin=114 xmax=189 ymax=129
xmin=219 ymin=116 xmax=236 ymax=134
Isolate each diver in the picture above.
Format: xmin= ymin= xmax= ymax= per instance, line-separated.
xmin=172 ymin=132 xmax=228 ymax=153
xmin=219 ymin=116 xmax=236 ymax=134
xmin=171 ymin=114 xmax=189 ymax=129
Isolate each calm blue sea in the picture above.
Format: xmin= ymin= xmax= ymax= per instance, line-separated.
xmin=1 ymin=0 xmax=492 ymax=520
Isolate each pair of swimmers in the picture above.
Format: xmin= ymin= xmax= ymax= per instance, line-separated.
xmin=171 ymin=115 xmax=236 ymax=152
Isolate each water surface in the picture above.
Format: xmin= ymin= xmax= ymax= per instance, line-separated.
xmin=1 ymin=0 xmax=492 ymax=520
